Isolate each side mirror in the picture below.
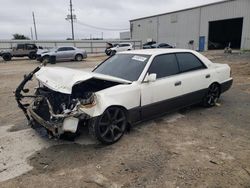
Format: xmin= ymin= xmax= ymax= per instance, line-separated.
xmin=144 ymin=73 xmax=157 ymax=83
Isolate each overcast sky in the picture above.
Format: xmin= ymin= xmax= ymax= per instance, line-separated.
xmin=0 ymin=0 xmax=224 ymax=40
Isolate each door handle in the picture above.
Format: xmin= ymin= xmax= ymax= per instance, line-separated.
xmin=205 ymin=74 xmax=211 ymax=78
xmin=175 ymin=81 xmax=182 ymax=86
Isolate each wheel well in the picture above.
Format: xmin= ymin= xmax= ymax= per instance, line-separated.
xmin=209 ymin=82 xmax=221 ymax=93
xmin=43 ymin=55 xmax=50 ymax=59
xmin=75 ymin=53 xmax=83 ymax=57
xmin=2 ymin=53 xmax=11 ymax=57
xmin=29 ymin=51 xmax=36 ymax=55
xmin=105 ymin=105 xmax=128 ymax=115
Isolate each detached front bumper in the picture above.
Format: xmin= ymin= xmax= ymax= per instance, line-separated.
xmin=29 ymin=107 xmax=62 ymax=135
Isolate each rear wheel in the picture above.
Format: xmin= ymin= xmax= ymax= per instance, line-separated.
xmin=75 ymin=54 xmax=83 ymax=61
xmin=28 ymin=52 xmax=37 ymax=60
xmin=203 ymin=83 xmax=220 ymax=107
xmin=89 ymin=107 xmax=127 ymax=144
xmin=2 ymin=54 xmax=12 ymax=61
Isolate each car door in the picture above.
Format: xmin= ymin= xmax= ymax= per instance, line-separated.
xmin=56 ymin=47 xmax=68 ymax=60
xmin=140 ymin=52 xmax=211 ymax=119
xmin=140 ymin=54 xmax=183 ymax=119
xmin=14 ymin=44 xmax=26 ymax=56
xmin=65 ymin=47 xmax=75 ymax=59
xmin=56 ymin=47 xmax=74 ymax=60
xmin=174 ymin=52 xmax=211 ymax=105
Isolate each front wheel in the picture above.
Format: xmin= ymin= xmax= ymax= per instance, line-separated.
xmin=89 ymin=107 xmax=127 ymax=144
xmin=203 ymin=83 xmax=220 ymax=107
xmin=2 ymin=54 xmax=12 ymax=61
xmin=75 ymin=54 xmax=83 ymax=61
xmin=111 ymin=50 xmax=116 ymax=56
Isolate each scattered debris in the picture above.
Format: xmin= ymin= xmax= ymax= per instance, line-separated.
xmin=85 ymin=173 xmax=121 ymax=188
xmin=96 ymin=165 xmax=101 ymax=169
xmin=43 ymin=165 xmax=48 ymax=169
xmin=209 ymin=160 xmax=218 ymax=165
xmin=0 ymin=169 xmax=7 ymax=173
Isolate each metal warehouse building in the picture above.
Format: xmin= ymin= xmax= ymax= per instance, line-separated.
xmin=130 ymin=0 xmax=250 ymax=51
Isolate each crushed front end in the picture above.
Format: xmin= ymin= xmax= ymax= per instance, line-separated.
xmin=15 ymin=65 xmax=96 ymax=138
xmin=28 ymin=87 xmax=92 ymax=137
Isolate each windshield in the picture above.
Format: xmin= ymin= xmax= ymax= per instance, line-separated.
xmin=49 ymin=47 xmax=57 ymax=52
xmin=93 ymin=54 xmax=150 ymax=81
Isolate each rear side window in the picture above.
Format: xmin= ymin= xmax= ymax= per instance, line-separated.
xmin=120 ymin=44 xmax=130 ymax=47
xmin=66 ymin=47 xmax=74 ymax=51
xmin=57 ymin=47 xmax=66 ymax=51
xmin=176 ymin=53 xmax=206 ymax=72
xmin=17 ymin=44 xmax=25 ymax=50
xmin=148 ymin=54 xmax=179 ymax=79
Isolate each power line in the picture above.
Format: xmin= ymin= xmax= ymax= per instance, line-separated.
xmin=76 ymin=21 xmax=129 ymax=31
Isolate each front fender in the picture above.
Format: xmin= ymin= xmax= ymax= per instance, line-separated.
xmin=79 ymin=83 xmax=141 ymax=117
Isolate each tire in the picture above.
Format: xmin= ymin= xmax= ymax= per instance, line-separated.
xmin=89 ymin=107 xmax=127 ymax=144
xmin=105 ymin=49 xmax=111 ymax=56
xmin=2 ymin=54 xmax=12 ymax=61
xmin=42 ymin=56 xmax=50 ymax=64
xmin=203 ymin=83 xmax=221 ymax=107
xmin=75 ymin=54 xmax=83 ymax=61
xmin=28 ymin=52 xmax=37 ymax=60
xmin=111 ymin=50 xmax=116 ymax=56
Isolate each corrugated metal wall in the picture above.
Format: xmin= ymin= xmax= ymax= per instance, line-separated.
xmin=200 ymin=0 xmax=250 ymax=50
xmin=131 ymin=0 xmax=250 ymax=50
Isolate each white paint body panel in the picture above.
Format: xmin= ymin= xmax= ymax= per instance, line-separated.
xmin=36 ymin=49 xmax=232 ymax=118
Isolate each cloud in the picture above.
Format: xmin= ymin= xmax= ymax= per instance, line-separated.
xmin=0 ymin=0 xmax=223 ymax=39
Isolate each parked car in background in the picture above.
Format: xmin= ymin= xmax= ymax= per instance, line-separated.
xmin=105 ymin=43 xmax=133 ymax=56
xmin=16 ymin=49 xmax=233 ymax=144
xmin=151 ymin=43 xmax=174 ymax=48
xmin=0 ymin=43 xmax=38 ymax=61
xmin=37 ymin=46 xmax=87 ymax=63
xmin=142 ymin=41 xmax=156 ymax=49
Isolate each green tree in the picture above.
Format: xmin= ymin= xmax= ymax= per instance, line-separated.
xmin=12 ymin=33 xmax=30 ymax=40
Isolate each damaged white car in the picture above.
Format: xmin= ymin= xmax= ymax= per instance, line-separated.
xmin=15 ymin=49 xmax=233 ymax=144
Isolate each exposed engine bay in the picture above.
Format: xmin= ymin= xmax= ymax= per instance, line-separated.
xmin=15 ymin=64 xmax=122 ymax=138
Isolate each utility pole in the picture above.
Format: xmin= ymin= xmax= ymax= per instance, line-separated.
xmin=32 ymin=12 xmax=38 ymax=40
xmin=30 ymin=27 xmax=33 ymax=40
xmin=70 ymin=0 xmax=74 ymax=40
xmin=65 ymin=0 xmax=76 ymax=40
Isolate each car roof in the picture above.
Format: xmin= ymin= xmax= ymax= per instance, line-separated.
xmin=119 ymin=49 xmax=196 ymax=56
xmin=57 ymin=46 xmax=76 ymax=48
xmin=118 ymin=43 xmax=132 ymax=45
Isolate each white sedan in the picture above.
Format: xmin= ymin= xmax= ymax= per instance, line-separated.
xmin=16 ymin=49 xmax=233 ymax=144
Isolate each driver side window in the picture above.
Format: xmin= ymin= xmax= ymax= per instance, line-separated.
xmin=148 ymin=54 xmax=179 ymax=79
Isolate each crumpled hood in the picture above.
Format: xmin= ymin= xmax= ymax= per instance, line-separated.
xmin=35 ymin=67 xmax=131 ymax=94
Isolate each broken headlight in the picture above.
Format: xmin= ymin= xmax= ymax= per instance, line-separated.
xmin=79 ymin=93 xmax=96 ymax=108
